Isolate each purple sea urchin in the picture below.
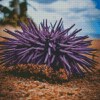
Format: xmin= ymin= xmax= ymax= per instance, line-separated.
xmin=0 ymin=18 xmax=98 ymax=78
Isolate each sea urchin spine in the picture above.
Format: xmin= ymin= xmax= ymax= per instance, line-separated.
xmin=0 ymin=18 xmax=98 ymax=78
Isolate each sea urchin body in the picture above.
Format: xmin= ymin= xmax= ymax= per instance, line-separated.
xmin=0 ymin=18 xmax=98 ymax=78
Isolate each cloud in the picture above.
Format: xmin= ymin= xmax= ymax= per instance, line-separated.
xmin=29 ymin=0 xmax=58 ymax=4
xmin=48 ymin=0 xmax=100 ymax=21
xmin=82 ymin=9 xmax=100 ymax=21
xmin=49 ymin=0 xmax=95 ymax=11
xmin=69 ymin=8 xmax=87 ymax=13
xmin=42 ymin=8 xmax=56 ymax=13
xmin=27 ymin=0 xmax=63 ymax=25
xmin=27 ymin=0 xmax=100 ymax=35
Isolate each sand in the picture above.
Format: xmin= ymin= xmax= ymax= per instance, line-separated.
xmin=0 ymin=25 xmax=100 ymax=100
xmin=0 ymin=25 xmax=22 ymax=41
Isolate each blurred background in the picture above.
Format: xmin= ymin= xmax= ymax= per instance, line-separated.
xmin=0 ymin=0 xmax=100 ymax=39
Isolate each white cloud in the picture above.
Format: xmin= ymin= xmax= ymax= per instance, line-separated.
xmin=49 ymin=0 xmax=95 ymax=12
xmin=27 ymin=0 xmax=100 ymax=35
xmin=27 ymin=0 xmax=63 ymax=26
xmin=27 ymin=0 xmax=40 ymax=11
xmin=27 ymin=6 xmax=62 ymax=26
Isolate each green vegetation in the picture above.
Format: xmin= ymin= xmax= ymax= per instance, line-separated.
xmin=0 ymin=0 xmax=30 ymax=27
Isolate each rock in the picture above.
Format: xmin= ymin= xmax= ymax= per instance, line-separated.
xmin=38 ymin=92 xmax=44 ymax=96
xmin=28 ymin=89 xmax=36 ymax=93
xmin=24 ymin=92 xmax=30 ymax=97
xmin=67 ymin=91 xmax=74 ymax=95
xmin=34 ymin=81 xmax=40 ymax=86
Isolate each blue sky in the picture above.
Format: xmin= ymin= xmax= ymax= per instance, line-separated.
xmin=93 ymin=0 xmax=100 ymax=9
xmin=0 ymin=0 xmax=100 ymax=37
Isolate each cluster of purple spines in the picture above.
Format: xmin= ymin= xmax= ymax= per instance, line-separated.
xmin=0 ymin=18 xmax=98 ymax=78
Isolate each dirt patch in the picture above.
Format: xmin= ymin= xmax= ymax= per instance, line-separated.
xmin=0 ymin=63 xmax=100 ymax=100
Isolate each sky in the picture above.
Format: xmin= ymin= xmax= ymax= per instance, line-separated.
xmin=0 ymin=0 xmax=100 ymax=38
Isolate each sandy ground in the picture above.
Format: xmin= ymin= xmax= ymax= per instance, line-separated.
xmin=0 ymin=25 xmax=22 ymax=41
xmin=0 ymin=25 xmax=100 ymax=100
